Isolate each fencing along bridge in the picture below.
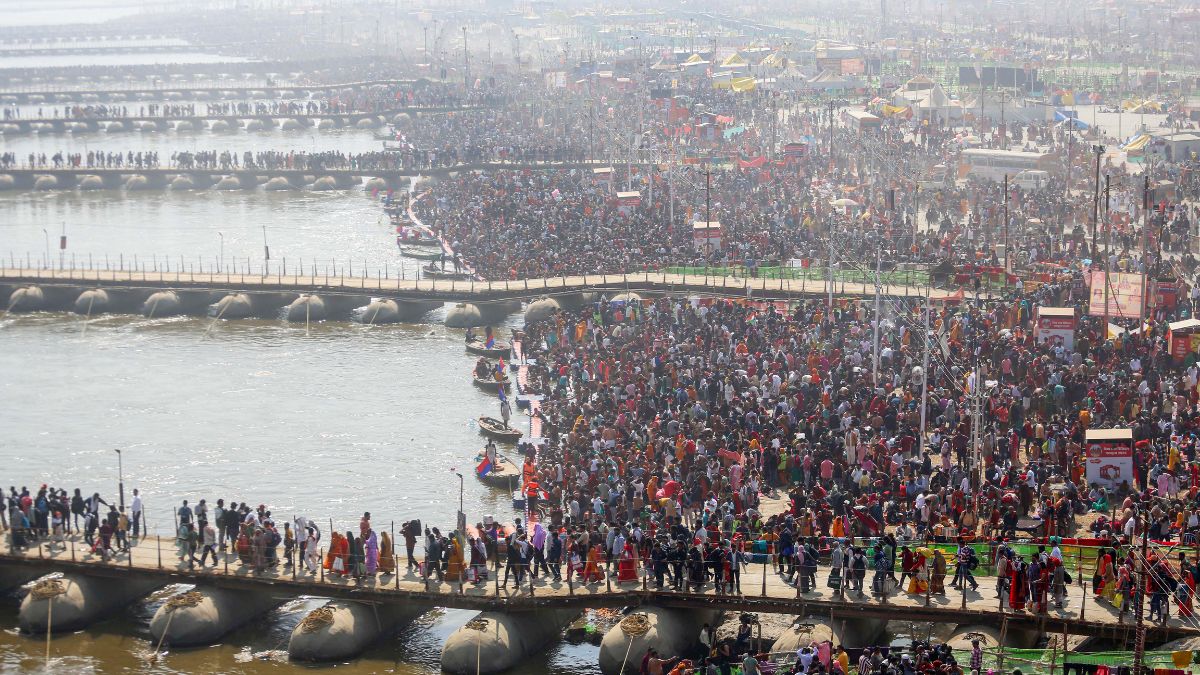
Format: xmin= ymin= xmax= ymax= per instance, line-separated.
xmin=0 ymin=266 xmax=954 ymax=318
xmin=0 ymin=78 xmax=427 ymax=103
xmin=0 ymin=529 xmax=1193 ymax=673
xmin=0 ymin=105 xmax=484 ymax=134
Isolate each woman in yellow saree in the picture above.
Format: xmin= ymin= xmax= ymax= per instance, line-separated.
xmin=445 ymin=531 xmax=467 ymax=582
xmin=907 ymin=549 xmax=930 ymax=594
xmin=378 ymin=531 xmax=396 ymax=574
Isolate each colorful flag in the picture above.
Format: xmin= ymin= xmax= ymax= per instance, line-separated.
xmin=498 ymin=386 xmax=507 ymax=403
xmin=476 ymin=457 xmax=493 ymax=476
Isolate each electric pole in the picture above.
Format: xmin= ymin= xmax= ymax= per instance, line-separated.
xmin=827 ymin=212 xmax=835 ymax=313
xmin=462 ymin=26 xmax=469 ymax=88
xmin=1090 ymin=145 xmax=1104 ymax=255
xmin=872 ymin=241 xmax=882 ymax=386
xmin=828 ymin=99 xmax=836 ymax=167
xmin=704 ymin=165 xmax=712 ymax=226
xmin=918 ymin=289 xmax=931 ymax=454
xmin=1002 ymin=174 xmax=1009 ymax=276
xmin=1133 ymin=511 xmax=1149 ymax=674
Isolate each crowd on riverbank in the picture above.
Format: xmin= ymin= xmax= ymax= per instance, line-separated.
xmin=395 ymin=86 xmax=1198 ymax=285
xmin=10 ymin=272 xmax=1200 ymax=670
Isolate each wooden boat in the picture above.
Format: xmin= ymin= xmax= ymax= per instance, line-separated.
xmin=396 ymin=230 xmax=440 ymax=246
xmin=478 ymin=416 xmax=522 ymax=442
xmin=466 ymin=340 xmax=512 ymax=358
xmin=473 ymin=375 xmax=511 ymax=392
xmin=421 ymin=265 xmax=472 ymax=280
xmin=399 ymin=245 xmax=443 ymax=261
xmin=476 ymin=454 xmax=520 ymax=488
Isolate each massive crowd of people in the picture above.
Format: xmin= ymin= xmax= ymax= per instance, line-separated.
xmin=9 ymin=40 xmax=1200 ymax=675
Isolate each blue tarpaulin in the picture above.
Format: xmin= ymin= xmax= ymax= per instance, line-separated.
xmin=1054 ymin=110 xmax=1090 ymax=129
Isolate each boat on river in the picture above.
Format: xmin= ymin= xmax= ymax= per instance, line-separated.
xmin=399 ymin=245 xmax=443 ymax=261
xmin=477 ymin=416 xmax=522 ymax=442
xmin=473 ymin=375 xmax=511 ymax=392
xmin=476 ymin=453 xmax=521 ymax=488
xmin=421 ymin=264 xmax=473 ymax=281
xmin=466 ymin=339 xmax=512 ymax=358
xmin=396 ymin=229 xmax=440 ymax=246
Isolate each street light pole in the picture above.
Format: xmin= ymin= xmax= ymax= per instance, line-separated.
xmin=261 ymin=224 xmax=269 ymax=276
xmin=115 ymin=448 xmax=125 ymax=511
xmin=455 ymin=472 xmax=465 ymax=533
xmin=1090 ymin=145 xmax=1104 ymax=256
xmin=41 ymin=228 xmax=49 ymax=269
xmin=218 ymin=232 xmax=224 ymax=272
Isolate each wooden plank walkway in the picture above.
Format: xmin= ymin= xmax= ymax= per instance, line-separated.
xmin=0 ymin=268 xmax=956 ymax=303
xmin=0 ymin=532 xmax=1194 ymax=641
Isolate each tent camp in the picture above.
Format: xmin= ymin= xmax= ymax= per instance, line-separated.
xmin=890 ymin=75 xmax=961 ymax=121
xmin=806 ymin=70 xmax=858 ymax=92
xmin=719 ymin=53 xmax=749 ymax=70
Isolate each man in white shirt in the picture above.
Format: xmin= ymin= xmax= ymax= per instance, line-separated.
xmin=130 ymin=489 xmax=143 ymax=539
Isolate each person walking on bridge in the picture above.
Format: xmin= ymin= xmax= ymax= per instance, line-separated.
xmin=198 ymin=520 xmax=218 ymax=567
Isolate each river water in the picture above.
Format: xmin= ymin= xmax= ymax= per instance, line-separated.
xmin=0 ymin=27 xmax=604 ymax=675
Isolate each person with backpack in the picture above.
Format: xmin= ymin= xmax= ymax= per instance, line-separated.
xmin=952 ymin=539 xmax=979 ymax=591
xmin=850 ymin=547 xmax=868 ymax=597
xmin=423 ymin=527 xmax=443 ymax=581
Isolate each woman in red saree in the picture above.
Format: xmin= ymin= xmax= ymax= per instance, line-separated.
xmin=617 ymin=541 xmax=639 ymax=582
xmin=1009 ymin=559 xmax=1028 ymax=610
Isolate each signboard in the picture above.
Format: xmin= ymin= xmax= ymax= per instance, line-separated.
xmin=692 ymin=221 xmax=723 ymax=252
xmin=1034 ymin=307 xmax=1075 ymax=350
xmin=1087 ymin=271 xmax=1145 ymax=320
xmin=1155 ymin=279 xmax=1179 ymax=309
xmin=840 ymin=58 xmax=865 ymax=75
xmin=615 ymin=191 xmax=641 ymax=216
xmin=1171 ymin=332 xmax=1200 ymax=359
xmin=1169 ymin=320 xmax=1200 ymax=359
xmin=1084 ymin=429 xmax=1134 ymax=490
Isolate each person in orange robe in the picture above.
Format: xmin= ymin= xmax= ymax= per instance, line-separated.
xmin=584 ymin=543 xmax=605 ymax=583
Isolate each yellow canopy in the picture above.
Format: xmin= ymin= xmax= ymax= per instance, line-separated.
xmin=1122 ymin=134 xmax=1151 ymax=151
xmin=730 ymin=76 xmax=756 ymax=92
xmin=758 ymin=52 xmax=785 ymax=68
xmin=720 ymin=53 xmax=748 ymax=68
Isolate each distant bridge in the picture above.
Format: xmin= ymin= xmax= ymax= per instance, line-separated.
xmin=0 ymin=159 xmax=623 ymax=190
xmin=0 ymin=106 xmax=480 ymax=134
xmin=0 ymin=78 xmax=424 ymax=103
xmin=0 ymin=43 xmax=230 ymax=58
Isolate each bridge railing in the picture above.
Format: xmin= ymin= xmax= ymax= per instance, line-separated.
xmin=0 ymin=252 xmax=954 ymax=300
xmin=1 ymin=157 xmax=617 ymax=172
xmin=0 ymin=522 xmax=1164 ymax=633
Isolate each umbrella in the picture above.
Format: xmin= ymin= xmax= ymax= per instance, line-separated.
xmin=830 ymin=198 xmax=859 ymax=208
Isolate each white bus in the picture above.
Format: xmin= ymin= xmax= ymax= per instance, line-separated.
xmin=960 ymin=149 xmax=1055 ymax=182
